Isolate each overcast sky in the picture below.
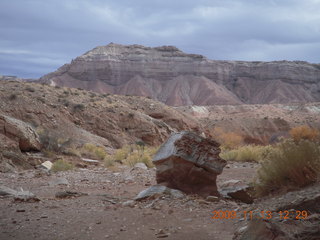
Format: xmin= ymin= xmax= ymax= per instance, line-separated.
xmin=1 ymin=0 xmax=320 ymax=78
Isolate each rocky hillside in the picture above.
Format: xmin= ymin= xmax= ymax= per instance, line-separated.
xmin=177 ymin=104 xmax=320 ymax=143
xmin=40 ymin=43 xmax=320 ymax=106
xmin=0 ymin=81 xmax=200 ymax=171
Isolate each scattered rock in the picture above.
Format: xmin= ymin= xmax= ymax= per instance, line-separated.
xmin=156 ymin=229 xmax=170 ymax=238
xmin=81 ymin=158 xmax=99 ymax=164
xmin=134 ymin=185 xmax=185 ymax=201
xmin=133 ymin=162 xmax=148 ymax=170
xmin=40 ymin=161 xmax=53 ymax=171
xmin=55 ymin=191 xmax=88 ymax=199
xmin=206 ymin=196 xmax=220 ymax=202
xmin=0 ymin=185 xmax=39 ymax=202
xmin=220 ymin=180 xmax=253 ymax=204
xmin=153 ymin=131 xmax=226 ymax=197
xmin=122 ymin=200 xmax=135 ymax=208
xmin=0 ymin=185 xmax=17 ymax=196
xmin=49 ymin=177 xmax=69 ymax=186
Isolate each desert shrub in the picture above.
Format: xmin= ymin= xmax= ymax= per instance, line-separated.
xmin=63 ymin=148 xmax=81 ymax=157
xmin=25 ymin=87 xmax=35 ymax=92
xmin=80 ymin=143 xmax=107 ymax=160
xmin=37 ymin=97 xmax=45 ymax=103
xmin=37 ymin=128 xmax=71 ymax=153
xmin=104 ymin=155 xmax=116 ymax=167
xmin=73 ymin=103 xmax=85 ymax=111
xmin=9 ymin=94 xmax=17 ymax=100
xmin=123 ymin=146 xmax=157 ymax=168
xmin=243 ymin=135 xmax=264 ymax=145
xmin=211 ymin=128 xmax=244 ymax=150
xmin=51 ymin=159 xmax=74 ymax=172
xmin=221 ymin=145 xmax=273 ymax=162
xmin=113 ymin=145 xmax=131 ymax=162
xmin=289 ymin=125 xmax=319 ymax=142
xmin=104 ymin=144 xmax=158 ymax=168
xmin=255 ymin=139 xmax=320 ymax=196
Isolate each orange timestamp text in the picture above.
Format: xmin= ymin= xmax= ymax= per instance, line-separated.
xmin=211 ymin=210 xmax=308 ymax=220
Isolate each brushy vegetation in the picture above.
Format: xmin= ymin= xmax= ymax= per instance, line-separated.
xmin=37 ymin=128 xmax=72 ymax=154
xmin=289 ymin=125 xmax=319 ymax=142
xmin=73 ymin=103 xmax=85 ymax=111
xmin=211 ymin=127 xmax=244 ymax=150
xmin=220 ymin=145 xmax=273 ymax=162
xmin=51 ymin=159 xmax=74 ymax=172
xmin=104 ymin=144 xmax=158 ymax=168
xmin=254 ymin=139 xmax=320 ymax=196
xmin=79 ymin=143 xmax=107 ymax=160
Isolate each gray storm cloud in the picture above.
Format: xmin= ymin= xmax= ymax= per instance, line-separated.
xmin=0 ymin=0 xmax=319 ymax=78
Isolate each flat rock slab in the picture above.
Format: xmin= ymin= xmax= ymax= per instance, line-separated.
xmin=220 ymin=180 xmax=254 ymax=204
xmin=0 ymin=185 xmax=39 ymax=202
xmin=134 ymin=185 xmax=185 ymax=201
xmin=153 ymin=131 xmax=226 ymax=197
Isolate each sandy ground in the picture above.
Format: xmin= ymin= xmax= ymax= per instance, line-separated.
xmin=0 ymin=162 xmax=258 ymax=240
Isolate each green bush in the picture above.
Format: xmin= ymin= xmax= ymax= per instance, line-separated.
xmin=255 ymin=139 xmax=320 ymax=196
xmin=52 ymin=159 xmax=74 ymax=172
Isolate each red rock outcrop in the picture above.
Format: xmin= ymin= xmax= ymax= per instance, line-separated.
xmin=153 ymin=131 xmax=226 ymax=197
xmin=39 ymin=43 xmax=320 ymax=106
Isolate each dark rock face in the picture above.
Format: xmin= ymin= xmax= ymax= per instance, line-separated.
xmin=153 ymin=131 xmax=226 ymax=197
xmin=219 ymin=180 xmax=254 ymax=204
xmin=40 ymin=43 xmax=320 ymax=106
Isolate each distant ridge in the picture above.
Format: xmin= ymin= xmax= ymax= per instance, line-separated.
xmin=39 ymin=43 xmax=320 ymax=106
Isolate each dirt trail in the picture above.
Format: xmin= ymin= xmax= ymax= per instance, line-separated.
xmin=0 ymin=162 xmax=258 ymax=240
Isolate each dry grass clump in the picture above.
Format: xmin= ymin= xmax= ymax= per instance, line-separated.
xmin=255 ymin=139 xmax=320 ymax=196
xmin=211 ymin=127 xmax=243 ymax=150
xmin=104 ymin=144 xmax=158 ymax=168
xmin=220 ymin=145 xmax=272 ymax=162
xmin=289 ymin=125 xmax=319 ymax=142
xmin=51 ymin=159 xmax=74 ymax=172
xmin=80 ymin=143 xmax=107 ymax=160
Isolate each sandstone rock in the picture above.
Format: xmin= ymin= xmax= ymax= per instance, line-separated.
xmin=153 ymin=131 xmax=226 ymax=197
xmin=220 ymin=180 xmax=254 ymax=204
xmin=0 ymin=185 xmax=39 ymax=202
xmin=206 ymin=196 xmax=220 ymax=202
xmin=134 ymin=185 xmax=185 ymax=201
xmin=0 ymin=114 xmax=41 ymax=152
xmin=40 ymin=160 xmax=53 ymax=171
xmin=133 ymin=162 xmax=148 ymax=170
xmin=0 ymin=185 xmax=17 ymax=196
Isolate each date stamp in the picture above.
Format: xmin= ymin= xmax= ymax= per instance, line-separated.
xmin=211 ymin=210 xmax=308 ymax=220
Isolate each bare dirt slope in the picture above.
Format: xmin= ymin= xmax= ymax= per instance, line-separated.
xmin=39 ymin=43 xmax=320 ymax=106
xmin=0 ymin=81 xmax=200 ymax=149
xmin=0 ymin=162 xmax=258 ymax=240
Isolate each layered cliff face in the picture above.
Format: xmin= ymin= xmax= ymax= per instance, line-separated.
xmin=40 ymin=43 xmax=320 ymax=106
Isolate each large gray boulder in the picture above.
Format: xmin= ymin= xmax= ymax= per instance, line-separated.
xmin=153 ymin=131 xmax=226 ymax=197
xmin=0 ymin=114 xmax=41 ymax=152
